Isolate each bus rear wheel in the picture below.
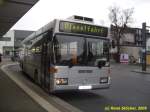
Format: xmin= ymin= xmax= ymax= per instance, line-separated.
xmin=34 ymin=70 xmax=38 ymax=84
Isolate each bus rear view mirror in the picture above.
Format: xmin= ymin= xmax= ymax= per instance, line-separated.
xmin=97 ymin=60 xmax=106 ymax=68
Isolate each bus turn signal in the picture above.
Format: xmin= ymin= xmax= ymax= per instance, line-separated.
xmin=49 ymin=67 xmax=58 ymax=74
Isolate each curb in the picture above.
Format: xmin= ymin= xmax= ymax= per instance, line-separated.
xmin=1 ymin=63 xmax=61 ymax=112
xmin=132 ymin=69 xmax=150 ymax=74
xmin=0 ymin=63 xmax=83 ymax=112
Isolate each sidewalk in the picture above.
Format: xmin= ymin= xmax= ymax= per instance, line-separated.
xmin=0 ymin=57 xmax=12 ymax=66
xmin=132 ymin=68 xmax=150 ymax=74
xmin=0 ymin=57 xmax=47 ymax=112
xmin=0 ymin=57 xmax=83 ymax=112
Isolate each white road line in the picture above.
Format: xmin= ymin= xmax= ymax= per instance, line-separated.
xmin=1 ymin=63 xmax=61 ymax=112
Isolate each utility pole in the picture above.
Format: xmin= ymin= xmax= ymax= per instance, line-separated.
xmin=142 ymin=22 xmax=146 ymax=71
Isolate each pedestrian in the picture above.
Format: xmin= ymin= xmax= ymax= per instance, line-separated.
xmin=0 ymin=53 xmax=2 ymax=63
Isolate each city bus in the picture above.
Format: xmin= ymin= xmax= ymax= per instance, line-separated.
xmin=20 ymin=15 xmax=111 ymax=93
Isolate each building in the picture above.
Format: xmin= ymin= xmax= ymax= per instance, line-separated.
xmin=120 ymin=28 xmax=143 ymax=63
xmin=110 ymin=26 xmax=146 ymax=63
xmin=0 ymin=30 xmax=34 ymax=56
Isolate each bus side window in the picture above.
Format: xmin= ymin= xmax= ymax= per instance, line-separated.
xmin=35 ymin=46 xmax=41 ymax=53
xmin=31 ymin=47 xmax=36 ymax=53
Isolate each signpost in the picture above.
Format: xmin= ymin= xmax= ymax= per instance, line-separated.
xmin=141 ymin=22 xmax=150 ymax=71
xmin=142 ymin=23 xmax=146 ymax=71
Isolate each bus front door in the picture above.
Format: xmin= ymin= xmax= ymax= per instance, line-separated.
xmin=41 ymin=43 xmax=50 ymax=92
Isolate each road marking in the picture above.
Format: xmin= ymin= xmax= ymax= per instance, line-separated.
xmin=1 ymin=63 xmax=61 ymax=112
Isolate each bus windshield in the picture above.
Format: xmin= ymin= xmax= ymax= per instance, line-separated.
xmin=53 ymin=35 xmax=109 ymax=66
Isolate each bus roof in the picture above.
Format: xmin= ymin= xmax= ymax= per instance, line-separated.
xmin=22 ymin=17 xmax=109 ymax=44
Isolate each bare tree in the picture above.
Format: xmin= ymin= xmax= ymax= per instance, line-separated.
xmin=109 ymin=5 xmax=134 ymax=62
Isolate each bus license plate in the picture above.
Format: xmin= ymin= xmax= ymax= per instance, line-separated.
xmin=78 ymin=85 xmax=92 ymax=90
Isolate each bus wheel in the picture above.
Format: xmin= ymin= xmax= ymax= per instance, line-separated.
xmin=40 ymin=76 xmax=44 ymax=88
xmin=34 ymin=70 xmax=38 ymax=84
xmin=21 ymin=64 xmax=25 ymax=73
xmin=21 ymin=63 xmax=22 ymax=69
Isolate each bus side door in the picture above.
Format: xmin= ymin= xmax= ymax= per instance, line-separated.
xmin=41 ymin=34 xmax=50 ymax=91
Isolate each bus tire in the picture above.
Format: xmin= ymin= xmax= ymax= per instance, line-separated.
xmin=34 ymin=69 xmax=38 ymax=84
xmin=21 ymin=63 xmax=23 ymax=69
xmin=21 ymin=63 xmax=25 ymax=73
xmin=40 ymin=75 xmax=44 ymax=88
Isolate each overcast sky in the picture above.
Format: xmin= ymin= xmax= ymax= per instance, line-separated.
xmin=11 ymin=0 xmax=150 ymax=31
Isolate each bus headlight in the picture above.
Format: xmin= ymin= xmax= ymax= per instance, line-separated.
xmin=105 ymin=62 xmax=110 ymax=67
xmin=100 ymin=77 xmax=108 ymax=83
xmin=55 ymin=78 xmax=68 ymax=85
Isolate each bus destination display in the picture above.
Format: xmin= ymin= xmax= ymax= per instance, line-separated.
xmin=59 ymin=21 xmax=108 ymax=37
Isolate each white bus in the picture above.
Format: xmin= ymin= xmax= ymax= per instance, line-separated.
xmin=20 ymin=16 xmax=111 ymax=93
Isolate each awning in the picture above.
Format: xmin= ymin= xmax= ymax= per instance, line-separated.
xmin=0 ymin=0 xmax=39 ymax=36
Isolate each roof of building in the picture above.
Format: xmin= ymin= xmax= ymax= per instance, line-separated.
xmin=0 ymin=0 xmax=39 ymax=37
xmin=14 ymin=30 xmax=34 ymax=39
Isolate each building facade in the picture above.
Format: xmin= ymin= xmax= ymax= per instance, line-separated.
xmin=0 ymin=30 xmax=34 ymax=56
xmin=0 ymin=30 xmax=14 ymax=56
xmin=110 ymin=26 xmax=146 ymax=63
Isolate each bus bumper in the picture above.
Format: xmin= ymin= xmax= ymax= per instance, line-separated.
xmin=53 ymin=83 xmax=110 ymax=92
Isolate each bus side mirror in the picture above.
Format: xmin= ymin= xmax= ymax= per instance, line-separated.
xmin=98 ymin=60 xmax=106 ymax=68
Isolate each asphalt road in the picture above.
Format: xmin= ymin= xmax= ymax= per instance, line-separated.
xmin=4 ymin=63 xmax=150 ymax=112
